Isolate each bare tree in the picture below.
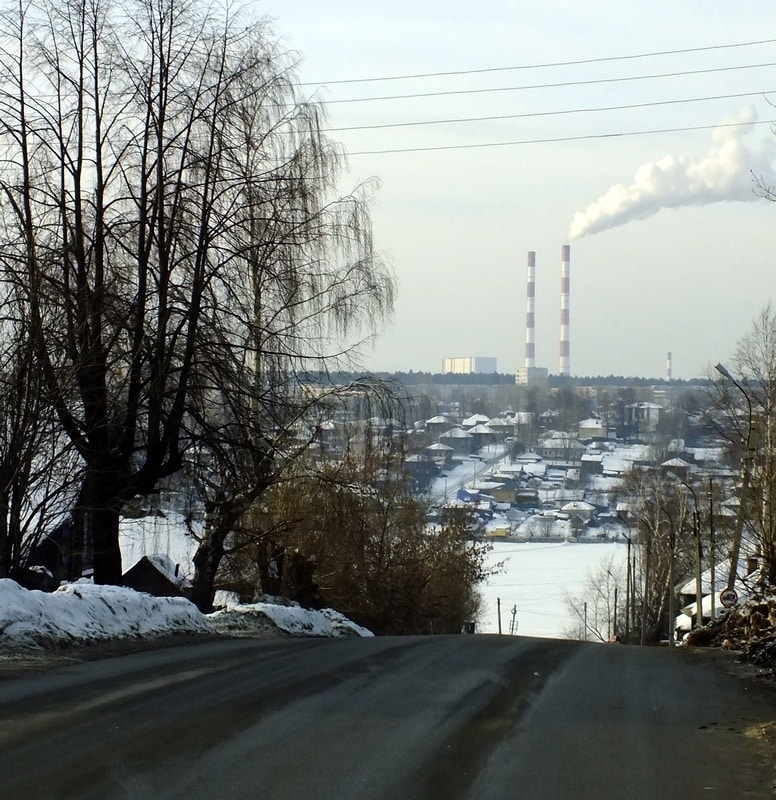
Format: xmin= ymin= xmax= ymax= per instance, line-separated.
xmin=0 ymin=0 xmax=393 ymax=585
xmin=0 ymin=287 xmax=76 ymax=578
xmin=564 ymin=554 xmax=624 ymax=642
xmin=710 ymin=304 xmax=776 ymax=587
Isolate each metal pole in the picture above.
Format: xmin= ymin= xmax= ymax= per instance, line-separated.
xmin=709 ymin=476 xmax=716 ymax=622
xmin=632 ymin=545 xmax=637 ymax=636
xmin=497 ymin=597 xmax=502 ymax=635
xmin=619 ymin=511 xmax=633 ymax=643
xmin=666 ymin=507 xmax=676 ymax=647
xmin=613 ymin=587 xmax=618 ymax=641
xmin=625 ymin=536 xmax=631 ymax=642
xmin=641 ymin=537 xmax=650 ymax=647
xmin=694 ymin=508 xmax=703 ymax=629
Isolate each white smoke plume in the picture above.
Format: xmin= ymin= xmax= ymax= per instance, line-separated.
xmin=569 ymin=106 xmax=775 ymax=239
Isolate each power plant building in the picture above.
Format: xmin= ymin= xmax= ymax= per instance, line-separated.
xmin=443 ymin=356 xmax=498 ymax=375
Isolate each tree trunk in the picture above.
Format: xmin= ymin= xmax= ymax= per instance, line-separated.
xmin=73 ymin=469 xmax=125 ymax=585
xmin=190 ymin=517 xmax=228 ymax=613
xmin=90 ymin=506 xmax=123 ymax=585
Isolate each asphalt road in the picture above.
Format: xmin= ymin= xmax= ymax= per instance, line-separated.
xmin=0 ymin=635 xmax=774 ymax=799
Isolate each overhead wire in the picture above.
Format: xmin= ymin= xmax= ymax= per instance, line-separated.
xmin=324 ymin=62 xmax=776 ymax=105
xmin=346 ymin=119 xmax=776 ymax=156
xmin=324 ymin=89 xmax=776 ymax=132
xmin=301 ymin=36 xmax=776 ymax=156
xmin=302 ymin=37 xmax=776 ymax=86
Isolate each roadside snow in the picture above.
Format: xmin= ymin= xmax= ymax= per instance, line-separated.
xmin=0 ymin=579 xmax=213 ymax=649
xmin=210 ymin=598 xmax=373 ymax=638
xmin=0 ymin=579 xmax=372 ymax=651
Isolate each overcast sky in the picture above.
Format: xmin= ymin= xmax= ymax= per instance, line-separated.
xmin=255 ymin=1 xmax=776 ymax=380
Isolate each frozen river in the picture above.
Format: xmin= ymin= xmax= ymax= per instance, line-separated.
xmin=478 ymin=540 xmax=629 ymax=638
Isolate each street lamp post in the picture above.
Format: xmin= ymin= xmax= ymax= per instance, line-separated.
xmin=708 ymin=477 xmax=716 ymax=622
xmin=715 ymin=362 xmax=753 ymax=594
xmin=643 ymin=497 xmax=676 ymax=646
xmin=618 ymin=510 xmax=635 ymax=643
xmin=665 ymin=506 xmax=676 ymax=647
xmin=670 ymin=472 xmax=704 ymax=631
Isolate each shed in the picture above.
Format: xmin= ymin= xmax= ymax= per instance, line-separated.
xmin=122 ymin=554 xmax=188 ymax=598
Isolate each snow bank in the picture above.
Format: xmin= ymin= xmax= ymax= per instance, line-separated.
xmin=209 ymin=596 xmax=373 ymax=638
xmin=0 ymin=580 xmax=373 ymax=651
xmin=0 ymin=579 xmax=213 ymax=649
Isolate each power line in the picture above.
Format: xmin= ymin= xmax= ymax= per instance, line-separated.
xmin=346 ymin=118 xmax=776 ymax=156
xmin=325 ymin=89 xmax=776 ymax=132
xmin=303 ymin=37 xmax=776 ymax=86
xmin=326 ymin=62 xmax=776 ymax=105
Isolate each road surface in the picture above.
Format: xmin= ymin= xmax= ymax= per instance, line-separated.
xmin=0 ymin=635 xmax=774 ymax=799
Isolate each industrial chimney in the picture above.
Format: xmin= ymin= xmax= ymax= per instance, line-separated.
xmin=525 ymin=251 xmax=536 ymax=368
xmin=667 ymin=351 xmax=673 ymax=381
xmin=559 ymin=244 xmax=570 ymax=376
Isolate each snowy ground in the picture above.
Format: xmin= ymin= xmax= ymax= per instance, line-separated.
xmin=478 ymin=541 xmax=628 ymax=638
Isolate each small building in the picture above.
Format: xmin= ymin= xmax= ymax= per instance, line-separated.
xmin=122 ymin=554 xmax=189 ymax=598
xmin=486 ymin=417 xmax=515 ymax=438
xmin=660 ymin=457 xmax=692 ymax=480
xmin=536 ymin=433 xmax=585 ymax=463
xmin=425 ymin=442 xmax=454 ymax=466
xmin=579 ymin=418 xmax=606 ymax=440
xmin=439 ymin=427 xmax=474 ymax=456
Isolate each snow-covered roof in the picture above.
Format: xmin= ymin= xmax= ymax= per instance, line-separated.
xmin=661 ymin=457 xmax=692 ymax=468
xmin=462 ymin=413 xmax=490 ymax=427
xmin=560 ymin=501 xmax=596 ymax=513
xmin=487 ymin=417 xmax=513 ymax=427
xmin=468 ymin=423 xmax=495 ymax=435
xmin=439 ymin=427 xmax=473 ymax=439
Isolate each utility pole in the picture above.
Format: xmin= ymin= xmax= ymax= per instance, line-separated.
xmin=709 ymin=477 xmax=716 ymax=622
xmin=716 ymin=363 xmax=753 ymax=594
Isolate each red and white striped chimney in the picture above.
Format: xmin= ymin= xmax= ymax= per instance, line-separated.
xmin=667 ymin=351 xmax=673 ymax=381
xmin=525 ymin=251 xmax=536 ymax=368
xmin=559 ymin=244 xmax=570 ymax=376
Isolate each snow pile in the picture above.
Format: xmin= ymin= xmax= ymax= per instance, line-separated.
xmin=0 ymin=579 xmax=213 ymax=649
xmin=0 ymin=580 xmax=373 ymax=651
xmin=209 ymin=594 xmax=373 ymax=638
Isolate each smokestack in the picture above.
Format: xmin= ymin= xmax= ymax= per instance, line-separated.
xmin=667 ymin=351 xmax=673 ymax=381
xmin=525 ymin=251 xmax=536 ymax=368
xmin=559 ymin=244 xmax=570 ymax=376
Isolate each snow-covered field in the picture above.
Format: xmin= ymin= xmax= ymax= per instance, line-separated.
xmin=478 ymin=541 xmax=628 ymax=638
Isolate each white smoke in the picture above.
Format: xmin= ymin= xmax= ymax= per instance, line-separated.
xmin=569 ymin=106 xmax=775 ymax=239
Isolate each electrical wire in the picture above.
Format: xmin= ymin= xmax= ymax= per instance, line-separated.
xmin=324 ymin=89 xmax=775 ymax=132
xmin=326 ymin=62 xmax=776 ymax=105
xmin=302 ymin=37 xmax=776 ymax=86
xmin=346 ymin=118 xmax=776 ymax=156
